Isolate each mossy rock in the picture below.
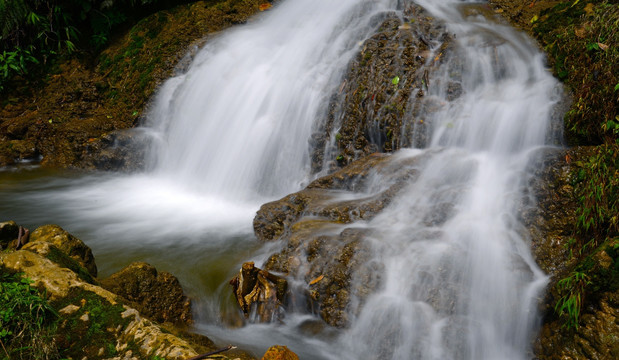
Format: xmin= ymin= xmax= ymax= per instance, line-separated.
xmin=100 ymin=261 xmax=192 ymax=325
xmin=21 ymin=241 xmax=96 ymax=284
xmin=256 ymin=153 xmax=424 ymax=327
xmin=310 ymin=4 xmax=454 ymax=172
xmin=30 ymin=224 xmax=97 ymax=277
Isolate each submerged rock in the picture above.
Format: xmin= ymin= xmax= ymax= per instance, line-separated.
xmin=79 ymin=129 xmax=153 ymax=172
xmin=100 ymin=261 xmax=192 ymax=325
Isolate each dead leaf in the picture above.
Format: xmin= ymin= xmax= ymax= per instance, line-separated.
xmin=584 ymin=3 xmax=595 ymax=15
xmin=259 ymin=3 xmax=272 ymax=11
xmin=598 ymin=43 xmax=609 ymax=51
xmin=309 ymin=274 xmax=324 ymax=285
xmin=574 ymin=26 xmax=586 ymax=38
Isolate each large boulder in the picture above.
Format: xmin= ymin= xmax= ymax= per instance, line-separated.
xmin=310 ymin=3 xmax=455 ymax=172
xmin=100 ymin=262 xmax=192 ymax=325
xmin=29 ymin=224 xmax=97 ymax=277
xmin=255 ymin=152 xmax=425 ymax=327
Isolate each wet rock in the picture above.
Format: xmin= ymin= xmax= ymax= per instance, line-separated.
xmin=521 ymin=146 xmax=619 ymax=360
xmin=261 ymin=345 xmax=299 ymax=360
xmin=0 ymin=220 xmax=20 ymax=249
xmin=0 ymin=250 xmax=204 ymax=359
xmin=533 ymin=240 xmax=619 ymax=360
xmin=100 ymin=262 xmax=192 ymax=325
xmin=311 ymin=4 xmax=455 ymax=172
xmin=21 ymin=241 xmax=96 ymax=284
xmin=79 ymin=129 xmax=152 ymax=172
xmin=255 ymin=152 xmax=425 ymax=327
xmin=29 ymin=224 xmax=97 ymax=277
xmin=229 ymin=262 xmax=288 ymax=323
xmin=254 ymin=153 xmax=418 ymax=243
xmin=520 ymin=147 xmax=585 ymax=277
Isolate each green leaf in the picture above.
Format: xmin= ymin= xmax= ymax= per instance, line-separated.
xmin=391 ymin=76 xmax=400 ymax=86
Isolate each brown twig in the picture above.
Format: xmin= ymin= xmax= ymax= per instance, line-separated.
xmin=0 ymin=338 xmax=10 ymax=359
xmin=186 ymin=345 xmax=236 ymax=360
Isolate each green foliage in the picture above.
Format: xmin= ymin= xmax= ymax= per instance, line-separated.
xmin=0 ymin=269 xmax=59 ymax=359
xmin=0 ymin=0 xmax=183 ymax=93
xmin=554 ymin=270 xmax=591 ymax=329
xmin=573 ymin=144 xmax=619 ymax=244
xmin=533 ymin=1 xmax=618 ymax=145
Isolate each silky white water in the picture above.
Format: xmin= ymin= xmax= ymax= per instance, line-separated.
xmin=0 ymin=0 xmax=562 ymax=358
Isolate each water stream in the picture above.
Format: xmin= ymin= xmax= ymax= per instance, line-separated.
xmin=0 ymin=0 xmax=562 ymax=358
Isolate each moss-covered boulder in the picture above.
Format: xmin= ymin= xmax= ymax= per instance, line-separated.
xmin=29 ymin=224 xmax=97 ymax=277
xmin=0 ymin=245 xmax=249 ymax=359
xmin=100 ymin=261 xmax=192 ymax=325
xmin=311 ymin=4 xmax=454 ymax=172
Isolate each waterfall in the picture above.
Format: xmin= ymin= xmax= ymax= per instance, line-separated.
xmin=146 ymin=0 xmax=401 ymax=201
xmin=331 ymin=1 xmax=559 ymax=358
xmin=0 ymin=0 xmax=562 ymax=358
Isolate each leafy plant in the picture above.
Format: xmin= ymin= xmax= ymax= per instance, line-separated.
xmin=0 ymin=270 xmax=59 ymax=359
xmin=554 ymin=270 xmax=591 ymax=329
xmin=0 ymin=0 xmax=177 ymax=92
xmin=533 ymin=1 xmax=618 ymax=145
xmin=573 ymin=144 xmax=619 ymax=245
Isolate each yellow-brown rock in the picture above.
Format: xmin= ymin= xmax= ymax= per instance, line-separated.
xmin=261 ymin=345 xmax=299 ymax=360
xmin=30 ymin=224 xmax=97 ymax=277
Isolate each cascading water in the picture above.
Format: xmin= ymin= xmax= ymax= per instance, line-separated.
xmin=327 ymin=1 xmax=561 ymax=358
xmin=0 ymin=0 xmax=563 ymax=358
xmin=147 ymin=0 xmax=399 ymax=201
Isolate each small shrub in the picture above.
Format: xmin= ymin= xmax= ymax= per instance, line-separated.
xmin=0 ymin=269 xmax=59 ymax=359
xmin=554 ymin=270 xmax=591 ymax=329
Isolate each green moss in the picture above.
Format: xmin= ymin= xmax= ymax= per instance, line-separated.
xmin=533 ymin=1 xmax=618 ymax=145
xmin=52 ymin=289 xmax=131 ymax=359
xmin=43 ymin=245 xmax=95 ymax=284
